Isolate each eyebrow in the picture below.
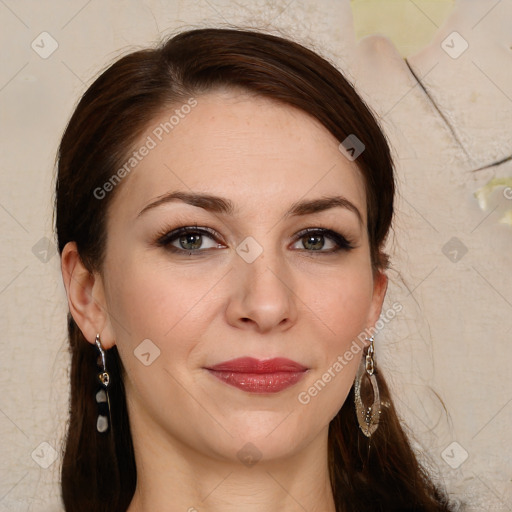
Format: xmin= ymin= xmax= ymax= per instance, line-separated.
xmin=137 ymin=191 xmax=364 ymax=227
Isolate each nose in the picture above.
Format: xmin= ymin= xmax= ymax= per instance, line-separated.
xmin=225 ymin=245 xmax=298 ymax=334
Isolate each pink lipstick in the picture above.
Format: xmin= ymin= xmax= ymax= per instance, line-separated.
xmin=204 ymin=357 xmax=308 ymax=393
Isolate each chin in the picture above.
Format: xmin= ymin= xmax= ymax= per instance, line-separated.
xmin=205 ymin=414 xmax=310 ymax=461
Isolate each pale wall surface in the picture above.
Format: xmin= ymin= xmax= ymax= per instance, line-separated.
xmin=0 ymin=0 xmax=511 ymax=510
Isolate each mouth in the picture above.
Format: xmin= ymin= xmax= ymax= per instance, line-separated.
xmin=204 ymin=357 xmax=309 ymax=394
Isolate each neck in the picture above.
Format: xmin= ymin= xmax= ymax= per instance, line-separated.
xmin=126 ymin=419 xmax=337 ymax=512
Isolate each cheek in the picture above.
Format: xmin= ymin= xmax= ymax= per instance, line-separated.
xmin=104 ymin=259 xmax=212 ymax=408
xmin=105 ymin=255 xmax=215 ymax=340
xmin=103 ymin=254 xmax=227 ymax=398
xmin=306 ymin=264 xmax=374 ymax=341
xmin=295 ymin=272 xmax=372 ymax=425
xmin=301 ymin=259 xmax=374 ymax=412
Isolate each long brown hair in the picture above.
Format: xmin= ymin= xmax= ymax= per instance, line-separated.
xmin=54 ymin=27 xmax=456 ymax=511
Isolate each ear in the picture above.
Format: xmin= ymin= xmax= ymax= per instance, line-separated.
xmin=60 ymin=241 xmax=116 ymax=349
xmin=365 ymin=270 xmax=388 ymax=334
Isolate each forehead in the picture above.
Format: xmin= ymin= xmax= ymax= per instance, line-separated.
xmin=107 ymin=90 xmax=367 ymax=224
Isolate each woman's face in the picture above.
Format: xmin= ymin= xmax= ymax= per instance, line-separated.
xmin=99 ymin=89 xmax=387 ymax=463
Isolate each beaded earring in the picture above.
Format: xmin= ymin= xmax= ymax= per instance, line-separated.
xmin=94 ymin=334 xmax=111 ymax=434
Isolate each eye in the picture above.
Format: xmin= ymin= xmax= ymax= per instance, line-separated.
xmin=155 ymin=225 xmax=355 ymax=256
xmin=155 ymin=225 xmax=224 ymax=254
xmin=291 ymin=228 xmax=355 ymax=253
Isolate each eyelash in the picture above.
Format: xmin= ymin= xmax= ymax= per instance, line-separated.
xmin=154 ymin=224 xmax=356 ymax=256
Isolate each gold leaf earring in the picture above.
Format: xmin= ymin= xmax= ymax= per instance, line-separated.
xmin=354 ymin=336 xmax=381 ymax=437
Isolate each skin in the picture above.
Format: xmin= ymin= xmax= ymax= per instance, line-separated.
xmin=61 ymin=89 xmax=388 ymax=512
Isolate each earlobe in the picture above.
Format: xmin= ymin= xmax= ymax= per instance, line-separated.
xmin=60 ymin=241 xmax=115 ymax=348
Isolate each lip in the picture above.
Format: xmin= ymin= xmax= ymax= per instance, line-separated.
xmin=204 ymin=357 xmax=309 ymax=394
xmin=206 ymin=357 xmax=308 ymax=373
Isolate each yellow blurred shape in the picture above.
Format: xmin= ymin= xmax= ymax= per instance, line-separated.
xmin=351 ymin=0 xmax=455 ymax=57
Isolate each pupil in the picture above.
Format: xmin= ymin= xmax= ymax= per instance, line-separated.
xmin=304 ymin=235 xmax=323 ymax=250
xmin=180 ymin=233 xmax=202 ymax=250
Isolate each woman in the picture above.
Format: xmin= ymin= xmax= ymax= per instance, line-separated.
xmin=55 ymin=27 xmax=456 ymax=511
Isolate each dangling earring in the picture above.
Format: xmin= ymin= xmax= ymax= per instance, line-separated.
xmin=354 ymin=336 xmax=381 ymax=437
xmin=95 ymin=334 xmax=111 ymax=434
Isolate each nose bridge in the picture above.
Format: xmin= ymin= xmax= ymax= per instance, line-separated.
xmin=239 ymin=235 xmax=289 ymax=297
xmin=228 ymin=233 xmax=297 ymax=331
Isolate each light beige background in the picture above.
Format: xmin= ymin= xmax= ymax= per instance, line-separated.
xmin=0 ymin=0 xmax=511 ymax=510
